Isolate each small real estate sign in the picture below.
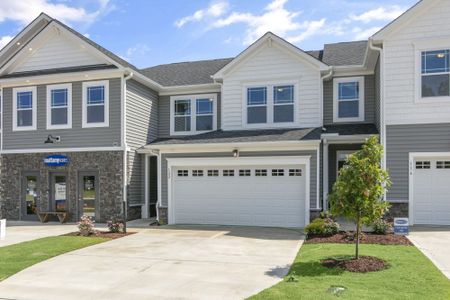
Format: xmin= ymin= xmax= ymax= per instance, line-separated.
xmin=394 ymin=218 xmax=409 ymax=235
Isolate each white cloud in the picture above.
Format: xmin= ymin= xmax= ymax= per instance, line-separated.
xmin=286 ymin=19 xmax=326 ymax=43
xmin=0 ymin=0 xmax=113 ymax=26
xmin=123 ymin=43 xmax=150 ymax=61
xmin=175 ymin=1 xmax=229 ymax=28
xmin=0 ymin=35 xmax=13 ymax=49
xmin=350 ymin=6 xmax=406 ymax=24
xmin=353 ymin=26 xmax=382 ymax=40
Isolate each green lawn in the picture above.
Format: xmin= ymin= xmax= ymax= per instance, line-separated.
xmin=0 ymin=236 xmax=108 ymax=281
xmin=250 ymin=243 xmax=450 ymax=300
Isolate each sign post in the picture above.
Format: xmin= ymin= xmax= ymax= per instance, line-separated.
xmin=0 ymin=219 xmax=6 ymax=240
xmin=394 ymin=218 xmax=409 ymax=235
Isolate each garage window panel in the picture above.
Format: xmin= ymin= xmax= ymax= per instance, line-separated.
xmin=239 ymin=169 xmax=251 ymax=176
xmin=289 ymin=169 xmax=302 ymax=176
xmin=436 ymin=161 xmax=450 ymax=169
xmin=223 ymin=170 xmax=235 ymax=176
xmin=207 ymin=170 xmax=219 ymax=177
xmin=255 ymin=169 xmax=267 ymax=176
xmin=416 ymin=161 xmax=431 ymax=169
xmin=272 ymin=169 xmax=285 ymax=176
xmin=177 ymin=170 xmax=189 ymax=177
xmin=193 ymin=170 xmax=204 ymax=177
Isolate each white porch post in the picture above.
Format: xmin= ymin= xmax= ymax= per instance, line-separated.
xmin=323 ymin=139 xmax=329 ymax=210
xmin=142 ymin=154 xmax=149 ymax=219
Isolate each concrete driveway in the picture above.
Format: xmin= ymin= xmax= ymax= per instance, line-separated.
xmin=0 ymin=226 xmax=303 ymax=300
xmin=408 ymin=226 xmax=450 ymax=279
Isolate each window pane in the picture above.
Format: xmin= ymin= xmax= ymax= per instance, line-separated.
xmin=422 ymin=50 xmax=450 ymax=74
xmin=87 ymin=105 xmax=105 ymax=123
xmin=174 ymin=100 xmax=191 ymax=116
xmin=175 ymin=116 xmax=191 ymax=132
xmin=338 ymin=100 xmax=359 ymax=118
xmin=26 ymin=176 xmax=38 ymax=215
xmin=196 ymin=115 xmax=213 ymax=131
xmin=17 ymin=110 xmax=32 ymax=126
xmin=247 ymin=87 xmax=267 ymax=105
xmin=339 ymin=82 xmax=359 ymax=100
xmin=87 ymin=86 xmax=104 ymax=104
xmin=51 ymin=89 xmax=68 ymax=107
xmin=274 ymin=104 xmax=294 ymax=123
xmin=247 ymin=106 xmax=267 ymax=124
xmin=17 ymin=91 xmax=32 ymax=109
xmin=274 ymin=85 xmax=294 ymax=104
xmin=51 ymin=107 xmax=68 ymax=125
xmin=422 ymin=74 xmax=450 ymax=97
xmin=196 ymin=98 xmax=213 ymax=114
xmin=54 ymin=175 xmax=67 ymax=212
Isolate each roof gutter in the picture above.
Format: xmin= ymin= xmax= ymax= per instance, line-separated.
xmin=122 ymin=70 xmax=133 ymax=228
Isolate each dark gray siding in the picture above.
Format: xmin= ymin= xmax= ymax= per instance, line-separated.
xmin=3 ymin=78 xmax=121 ymax=149
xmin=323 ymin=75 xmax=376 ymax=125
xmin=158 ymin=92 xmax=221 ymax=138
xmin=160 ymin=150 xmax=318 ymax=209
xmin=386 ymin=124 xmax=450 ymax=201
xmin=126 ymin=79 xmax=158 ymax=206
xmin=374 ymin=58 xmax=381 ymax=131
xmin=328 ymin=144 xmax=363 ymax=192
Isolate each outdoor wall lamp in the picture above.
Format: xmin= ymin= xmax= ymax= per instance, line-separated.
xmin=232 ymin=149 xmax=239 ymax=158
xmin=44 ymin=135 xmax=61 ymax=144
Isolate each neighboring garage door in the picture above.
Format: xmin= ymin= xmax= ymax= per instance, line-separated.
xmin=171 ymin=164 xmax=307 ymax=228
xmin=413 ymin=158 xmax=450 ymax=225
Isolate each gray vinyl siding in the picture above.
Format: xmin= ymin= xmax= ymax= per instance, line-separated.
xmin=125 ymin=79 xmax=158 ymax=206
xmin=386 ymin=123 xmax=450 ymax=201
xmin=158 ymin=92 xmax=221 ymax=138
xmin=328 ymin=144 xmax=363 ymax=192
xmin=323 ymin=75 xmax=376 ymax=125
xmin=160 ymin=150 xmax=318 ymax=209
xmin=3 ymin=78 xmax=121 ymax=149
xmin=374 ymin=58 xmax=381 ymax=131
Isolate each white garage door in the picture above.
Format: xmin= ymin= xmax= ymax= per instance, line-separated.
xmin=413 ymin=159 xmax=450 ymax=225
xmin=171 ymin=165 xmax=307 ymax=228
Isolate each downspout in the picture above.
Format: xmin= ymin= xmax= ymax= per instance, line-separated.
xmin=320 ymin=67 xmax=333 ymax=210
xmin=369 ymin=38 xmax=386 ymax=199
xmin=122 ymin=71 xmax=133 ymax=228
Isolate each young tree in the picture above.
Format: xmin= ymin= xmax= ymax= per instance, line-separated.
xmin=328 ymin=136 xmax=391 ymax=259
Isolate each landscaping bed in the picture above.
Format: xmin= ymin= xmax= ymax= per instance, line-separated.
xmin=322 ymin=256 xmax=388 ymax=273
xmin=306 ymin=231 xmax=412 ymax=245
xmin=63 ymin=230 xmax=136 ymax=239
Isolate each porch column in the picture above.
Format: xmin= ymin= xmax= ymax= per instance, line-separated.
xmin=142 ymin=154 xmax=150 ymax=219
xmin=323 ymin=139 xmax=329 ymax=210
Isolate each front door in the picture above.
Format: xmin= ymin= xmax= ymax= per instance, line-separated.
xmin=50 ymin=172 xmax=68 ymax=212
xmin=21 ymin=172 xmax=39 ymax=220
xmin=78 ymin=172 xmax=99 ymax=220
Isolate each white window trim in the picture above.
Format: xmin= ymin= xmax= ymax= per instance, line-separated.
xmin=82 ymin=80 xmax=109 ymax=128
xmin=169 ymin=93 xmax=217 ymax=136
xmin=12 ymin=86 xmax=37 ymax=131
xmin=414 ymin=43 xmax=450 ymax=103
xmin=46 ymin=83 xmax=72 ymax=129
xmin=242 ymin=81 xmax=298 ymax=129
xmin=336 ymin=150 xmax=355 ymax=177
xmin=333 ymin=76 xmax=365 ymax=123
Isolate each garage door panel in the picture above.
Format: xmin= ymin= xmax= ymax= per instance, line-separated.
xmin=172 ymin=165 xmax=306 ymax=228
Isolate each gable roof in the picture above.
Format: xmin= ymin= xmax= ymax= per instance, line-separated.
xmin=322 ymin=41 xmax=368 ymax=66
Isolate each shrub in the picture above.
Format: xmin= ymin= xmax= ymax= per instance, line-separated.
xmin=305 ymin=218 xmax=340 ymax=236
xmin=77 ymin=215 xmax=95 ymax=236
xmin=371 ymin=219 xmax=392 ymax=234
xmin=107 ymin=218 xmax=125 ymax=233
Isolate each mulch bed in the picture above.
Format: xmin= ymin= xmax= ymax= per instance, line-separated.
xmin=306 ymin=231 xmax=412 ymax=245
xmin=322 ymin=256 xmax=388 ymax=273
xmin=63 ymin=230 xmax=136 ymax=239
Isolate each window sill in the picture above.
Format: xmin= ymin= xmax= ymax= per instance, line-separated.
xmin=82 ymin=122 xmax=109 ymax=128
xmin=333 ymin=117 xmax=364 ymax=123
xmin=415 ymin=96 xmax=450 ymax=104
xmin=170 ymin=129 xmax=215 ymax=136
xmin=12 ymin=126 xmax=37 ymax=132
xmin=47 ymin=125 xmax=72 ymax=130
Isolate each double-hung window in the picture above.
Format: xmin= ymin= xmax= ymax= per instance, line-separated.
xmin=333 ymin=77 xmax=364 ymax=122
xmin=245 ymin=83 xmax=296 ymax=126
xmin=170 ymin=94 xmax=217 ymax=135
xmin=47 ymin=83 xmax=72 ymax=129
xmin=421 ymin=50 xmax=450 ymax=98
xmin=13 ymin=86 xmax=37 ymax=131
xmin=82 ymin=80 xmax=109 ymax=128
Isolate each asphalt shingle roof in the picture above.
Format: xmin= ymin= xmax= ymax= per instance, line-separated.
xmin=322 ymin=41 xmax=368 ymax=66
xmin=323 ymin=123 xmax=379 ymax=136
xmin=149 ymin=128 xmax=322 ymax=146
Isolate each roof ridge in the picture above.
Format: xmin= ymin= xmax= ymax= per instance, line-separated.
xmin=141 ymin=57 xmax=234 ymax=70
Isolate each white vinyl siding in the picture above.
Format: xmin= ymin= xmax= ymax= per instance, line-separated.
xmin=46 ymin=83 xmax=72 ymax=129
xmin=12 ymin=86 xmax=37 ymax=131
xmin=82 ymin=80 xmax=109 ymax=128
xmin=383 ymin=0 xmax=450 ymax=125
xmin=221 ymin=43 xmax=321 ymax=130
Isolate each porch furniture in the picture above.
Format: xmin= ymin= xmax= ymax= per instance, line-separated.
xmin=37 ymin=211 xmax=69 ymax=224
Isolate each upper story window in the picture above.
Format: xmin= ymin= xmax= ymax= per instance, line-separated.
xmin=13 ymin=86 xmax=37 ymax=131
xmin=421 ymin=50 xmax=450 ymax=98
xmin=82 ymin=80 xmax=109 ymax=128
xmin=333 ymin=77 xmax=364 ymax=123
xmin=47 ymin=83 xmax=72 ymax=129
xmin=170 ymin=94 xmax=217 ymax=135
xmin=245 ymin=83 xmax=296 ymax=126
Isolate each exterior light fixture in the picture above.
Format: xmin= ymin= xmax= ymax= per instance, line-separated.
xmin=44 ymin=135 xmax=61 ymax=144
xmin=437 ymin=53 xmax=446 ymax=58
xmin=232 ymin=149 xmax=239 ymax=158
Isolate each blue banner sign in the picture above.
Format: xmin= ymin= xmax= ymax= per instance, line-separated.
xmin=394 ymin=218 xmax=409 ymax=235
xmin=44 ymin=155 xmax=69 ymax=167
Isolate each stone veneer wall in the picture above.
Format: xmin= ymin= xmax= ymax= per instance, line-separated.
xmin=0 ymin=151 xmax=124 ymax=222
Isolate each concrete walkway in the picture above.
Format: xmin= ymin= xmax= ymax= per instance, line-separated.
xmin=408 ymin=226 xmax=450 ymax=279
xmin=0 ymin=225 xmax=303 ymax=300
xmin=0 ymin=221 xmax=78 ymax=247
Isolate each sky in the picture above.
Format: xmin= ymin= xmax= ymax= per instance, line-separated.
xmin=0 ymin=0 xmax=418 ymax=68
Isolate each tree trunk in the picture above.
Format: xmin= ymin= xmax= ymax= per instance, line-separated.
xmin=355 ymin=213 xmax=361 ymax=260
